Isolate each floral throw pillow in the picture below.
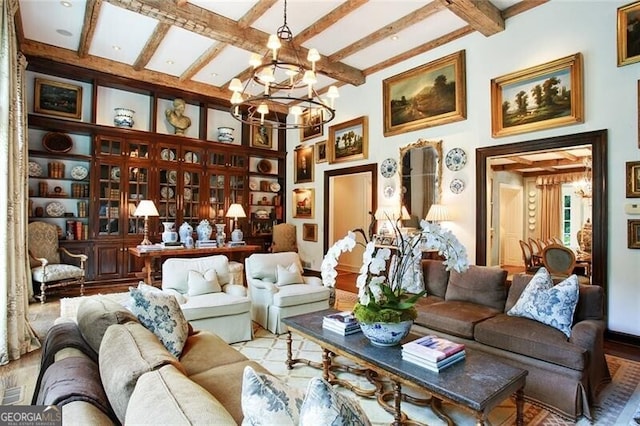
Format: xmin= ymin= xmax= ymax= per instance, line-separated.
xmin=299 ymin=377 xmax=371 ymax=426
xmin=241 ymin=366 xmax=304 ymax=426
xmin=129 ymin=288 xmax=189 ymax=357
xmin=507 ymin=267 xmax=580 ymax=338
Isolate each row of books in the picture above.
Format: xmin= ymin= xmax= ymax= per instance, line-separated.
xmin=322 ymin=311 xmax=361 ymax=336
xmin=401 ymin=334 xmax=465 ymax=372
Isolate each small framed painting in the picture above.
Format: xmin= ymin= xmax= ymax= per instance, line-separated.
xmin=34 ymin=78 xmax=83 ymax=119
xmin=293 ymin=188 xmax=314 ymax=219
xmin=300 ymin=109 xmax=324 ymax=141
xmin=251 ymin=123 xmax=273 ymax=149
xmin=315 ymin=140 xmax=327 ymax=163
xmin=302 ymin=223 xmax=318 ymax=242
xmin=490 ymin=53 xmax=583 ymax=138
xmin=328 ymin=116 xmax=368 ymax=164
xmin=618 ymin=2 xmax=640 ymax=66
xmin=627 ymin=161 xmax=640 ymax=197
xmin=294 ymin=145 xmax=314 ymax=184
xmin=628 ymin=220 xmax=640 ymax=249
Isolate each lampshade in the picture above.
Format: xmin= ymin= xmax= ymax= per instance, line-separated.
xmin=134 ymin=200 xmax=159 ymax=217
xmin=374 ymin=207 xmax=399 ymax=221
xmin=425 ymin=204 xmax=450 ymax=222
xmin=400 ymin=205 xmax=411 ymax=220
xmin=226 ymin=203 xmax=247 ymax=219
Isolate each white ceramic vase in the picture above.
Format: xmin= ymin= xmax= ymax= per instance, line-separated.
xmin=197 ymin=219 xmax=213 ymax=241
xmin=215 ymin=223 xmax=226 ymax=246
xmin=162 ymin=222 xmax=178 ymax=243
xmin=179 ymin=222 xmax=193 ymax=244
xmin=114 ymin=108 xmax=135 ymax=128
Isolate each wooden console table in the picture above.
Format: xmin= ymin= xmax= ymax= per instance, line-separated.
xmin=128 ymin=245 xmax=261 ymax=285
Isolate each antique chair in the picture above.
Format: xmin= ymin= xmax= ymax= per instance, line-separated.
xmin=541 ymin=244 xmax=590 ymax=284
xmin=519 ymin=240 xmax=540 ymax=273
xmin=28 ymin=221 xmax=87 ymax=304
xmin=269 ymin=223 xmax=298 ymax=253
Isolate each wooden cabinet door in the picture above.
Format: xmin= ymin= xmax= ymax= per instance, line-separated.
xmin=93 ymin=241 xmax=126 ymax=281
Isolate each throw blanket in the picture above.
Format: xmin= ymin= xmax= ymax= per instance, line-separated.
xmin=35 ymin=356 xmax=118 ymax=424
xmin=32 ymin=321 xmax=97 ymax=405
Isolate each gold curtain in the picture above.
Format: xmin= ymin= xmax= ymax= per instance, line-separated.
xmin=536 ymin=175 xmax=564 ymax=242
xmin=0 ymin=0 xmax=41 ymax=365
xmin=421 ymin=150 xmax=436 ymax=219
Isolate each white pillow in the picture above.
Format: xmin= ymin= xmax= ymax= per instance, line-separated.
xmin=241 ymin=365 xmax=305 ymax=425
xmin=299 ymin=377 xmax=371 ymax=426
xmin=507 ymin=267 xmax=580 ymax=338
xmin=276 ymin=263 xmax=303 ymax=286
xmin=187 ymin=269 xmax=221 ymax=296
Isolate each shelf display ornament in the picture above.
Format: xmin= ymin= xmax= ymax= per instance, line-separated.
xmin=165 ymin=98 xmax=192 ymax=135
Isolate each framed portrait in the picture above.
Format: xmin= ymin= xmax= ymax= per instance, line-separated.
xmin=618 ymin=2 xmax=640 ymax=66
xmin=251 ymin=123 xmax=273 ymax=149
xmin=315 ymin=140 xmax=327 ymax=163
xmin=302 ymin=223 xmax=318 ymax=242
xmin=34 ymin=78 xmax=83 ymax=119
xmin=294 ymin=145 xmax=314 ymax=183
xmin=628 ymin=220 xmax=640 ymax=249
xmin=383 ymin=50 xmax=466 ymax=137
xmin=627 ymin=161 xmax=640 ymax=197
xmin=490 ymin=53 xmax=583 ymax=138
xmin=327 ymin=116 xmax=368 ymax=164
xmin=292 ymin=188 xmax=314 ymax=219
xmin=300 ymin=109 xmax=324 ymax=141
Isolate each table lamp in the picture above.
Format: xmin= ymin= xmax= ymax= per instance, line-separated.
xmin=133 ymin=200 xmax=159 ymax=245
xmin=226 ymin=203 xmax=247 ymax=242
xmin=425 ymin=204 xmax=450 ymax=223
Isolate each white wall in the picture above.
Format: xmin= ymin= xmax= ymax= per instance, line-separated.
xmin=287 ymin=1 xmax=640 ymax=337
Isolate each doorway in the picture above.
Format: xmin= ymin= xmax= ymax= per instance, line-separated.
xmin=499 ymin=184 xmax=523 ymax=267
xmin=324 ymin=164 xmax=377 ymax=293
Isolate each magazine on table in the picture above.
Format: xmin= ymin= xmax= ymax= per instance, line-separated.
xmin=402 ymin=335 xmax=465 ymax=362
xmin=402 ymin=349 xmax=466 ymax=372
xmin=322 ymin=311 xmax=361 ymax=335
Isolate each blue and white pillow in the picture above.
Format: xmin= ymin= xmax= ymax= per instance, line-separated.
xmin=241 ymin=366 xmax=304 ymax=426
xmin=299 ymin=377 xmax=371 ymax=426
xmin=507 ymin=267 xmax=579 ymax=338
xmin=129 ymin=288 xmax=189 ymax=357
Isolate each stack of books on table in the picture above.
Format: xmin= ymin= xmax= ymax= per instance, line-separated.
xmin=196 ymin=240 xmax=217 ymax=248
xmin=322 ymin=311 xmax=361 ymax=335
xmin=401 ymin=335 xmax=465 ymax=372
xmin=136 ymin=244 xmax=163 ymax=252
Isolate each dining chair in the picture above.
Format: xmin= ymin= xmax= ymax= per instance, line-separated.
xmin=519 ymin=240 xmax=540 ymax=273
xmin=541 ymin=244 xmax=590 ymax=284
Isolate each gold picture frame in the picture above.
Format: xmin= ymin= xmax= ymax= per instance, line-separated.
xmin=315 ymin=140 xmax=327 ymax=163
xmin=34 ymin=78 xmax=83 ymax=119
xmin=300 ymin=109 xmax=324 ymax=141
xmin=383 ymin=50 xmax=466 ymax=137
xmin=490 ymin=53 xmax=583 ymax=138
xmin=627 ymin=161 xmax=640 ymax=197
xmin=618 ymin=2 xmax=640 ymax=66
xmin=293 ymin=188 xmax=314 ymax=219
xmin=294 ymin=145 xmax=314 ymax=184
xmin=251 ymin=123 xmax=273 ymax=149
xmin=628 ymin=220 xmax=640 ymax=249
xmin=328 ymin=116 xmax=368 ymax=164
xmin=302 ymin=223 xmax=318 ymax=242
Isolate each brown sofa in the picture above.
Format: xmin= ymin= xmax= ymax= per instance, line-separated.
xmin=413 ymin=260 xmax=611 ymax=421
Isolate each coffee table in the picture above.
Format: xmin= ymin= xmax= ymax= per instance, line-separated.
xmin=283 ymin=309 xmax=527 ymax=426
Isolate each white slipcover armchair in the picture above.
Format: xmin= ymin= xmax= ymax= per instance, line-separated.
xmin=162 ymin=255 xmax=252 ymax=343
xmin=245 ymin=252 xmax=331 ymax=334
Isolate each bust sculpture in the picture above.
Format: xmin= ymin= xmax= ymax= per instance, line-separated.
xmin=165 ymin=98 xmax=191 ymax=135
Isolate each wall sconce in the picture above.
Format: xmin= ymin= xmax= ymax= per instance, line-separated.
xmin=133 ymin=200 xmax=159 ymax=245
xmin=226 ymin=203 xmax=247 ymax=242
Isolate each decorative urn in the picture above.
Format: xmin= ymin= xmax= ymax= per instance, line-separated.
xmin=196 ymin=219 xmax=213 ymax=241
xmin=114 ymin=108 xmax=135 ymax=128
xmin=161 ymin=222 xmax=178 ymax=243
xmin=178 ymin=222 xmax=193 ymax=244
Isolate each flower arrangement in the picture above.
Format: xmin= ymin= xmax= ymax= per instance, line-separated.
xmin=321 ymin=219 xmax=469 ymax=324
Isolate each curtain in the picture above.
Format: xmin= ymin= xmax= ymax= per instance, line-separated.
xmin=421 ymin=149 xmax=436 ymax=219
xmin=0 ymin=0 xmax=41 ymax=365
xmin=536 ymin=175 xmax=562 ymax=242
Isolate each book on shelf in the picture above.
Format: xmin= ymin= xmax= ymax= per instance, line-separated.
xmin=401 ymin=335 xmax=465 ymax=362
xmin=401 ymin=349 xmax=465 ymax=372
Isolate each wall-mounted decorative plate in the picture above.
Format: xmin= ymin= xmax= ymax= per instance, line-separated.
xmin=270 ymin=182 xmax=281 ymax=192
xmin=45 ymin=201 xmax=65 ymax=217
xmin=529 ymin=211 xmax=535 ymax=217
xmin=528 ymin=197 xmax=535 ymax=203
xmin=529 ymin=224 xmax=536 ymax=230
xmin=450 ymin=178 xmax=465 ymax=194
xmin=528 ymin=204 xmax=535 ymax=210
xmin=445 ymin=148 xmax=467 ymax=171
xmin=528 ymin=218 xmax=536 ymax=224
xmin=249 ymin=181 xmax=258 ymax=191
xmin=528 ymin=190 xmax=536 ymax=197
xmin=383 ymin=184 xmax=395 ymax=198
xmin=380 ymin=158 xmax=398 ymax=178
xmin=71 ymin=165 xmax=88 ymax=180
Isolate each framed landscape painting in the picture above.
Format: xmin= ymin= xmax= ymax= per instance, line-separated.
xmin=490 ymin=53 xmax=583 ymax=138
xmin=300 ymin=109 xmax=323 ymax=141
xmin=293 ymin=188 xmax=314 ymax=219
xmin=328 ymin=116 xmax=368 ymax=164
xmin=34 ymin=78 xmax=82 ymax=119
xmin=383 ymin=50 xmax=466 ymax=137
xmin=618 ymin=2 xmax=640 ymax=66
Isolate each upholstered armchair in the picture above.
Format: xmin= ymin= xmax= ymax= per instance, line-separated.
xmin=245 ymin=252 xmax=331 ymax=334
xmin=28 ymin=221 xmax=87 ymax=304
xmin=269 ymin=223 xmax=298 ymax=253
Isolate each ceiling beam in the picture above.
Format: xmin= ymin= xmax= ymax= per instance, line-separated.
xmin=133 ymin=22 xmax=171 ymax=71
xmin=502 ymin=0 xmax=549 ymax=19
xmin=444 ymin=0 xmax=504 ymax=37
xmin=78 ymin=0 xmax=102 ymax=58
xmin=294 ymin=0 xmax=369 ymax=45
xmin=104 ymin=0 xmax=366 ymax=86
xmin=491 ymin=157 xmax=590 ymax=172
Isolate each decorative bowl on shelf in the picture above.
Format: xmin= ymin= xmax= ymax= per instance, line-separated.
xmin=217 ymin=127 xmax=234 ymax=142
xmin=42 ymin=132 xmax=73 ymax=153
xmin=256 ymin=159 xmax=272 ymax=174
xmin=114 ymin=108 xmax=135 ymax=128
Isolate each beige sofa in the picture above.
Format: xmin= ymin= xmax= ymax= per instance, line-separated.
xmin=413 ymin=260 xmax=611 ymax=421
xmin=34 ymin=296 xmax=269 ymax=425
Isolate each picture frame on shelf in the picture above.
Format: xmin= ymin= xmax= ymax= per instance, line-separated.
xmin=627 ymin=161 xmax=640 ymax=197
xmin=251 ymin=123 xmax=273 ymax=149
xmin=302 ymin=223 xmax=318 ymax=242
xmin=315 ymin=140 xmax=327 ymax=163
xmin=328 ymin=116 xmax=368 ymax=164
xmin=300 ymin=109 xmax=324 ymax=141
xmin=490 ymin=53 xmax=584 ymax=138
xmin=383 ymin=50 xmax=466 ymax=137
xmin=34 ymin=78 xmax=83 ymax=120
xmin=618 ymin=2 xmax=640 ymax=67
xmin=292 ymin=188 xmax=314 ymax=219
xmin=294 ymin=145 xmax=314 ymax=184
xmin=628 ymin=220 xmax=640 ymax=249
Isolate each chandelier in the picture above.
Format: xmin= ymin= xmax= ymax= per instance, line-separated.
xmin=574 ymin=157 xmax=592 ymax=198
xmin=228 ymin=0 xmax=338 ymax=130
